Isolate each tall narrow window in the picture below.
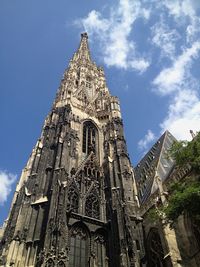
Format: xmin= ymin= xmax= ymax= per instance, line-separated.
xmin=82 ymin=121 xmax=97 ymax=155
xmin=69 ymin=225 xmax=89 ymax=267
xmin=147 ymin=228 xmax=167 ymax=267
xmin=94 ymin=232 xmax=106 ymax=267
xmin=85 ymin=193 xmax=100 ymax=219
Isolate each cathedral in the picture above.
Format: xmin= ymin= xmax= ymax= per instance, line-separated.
xmin=0 ymin=33 xmax=199 ymax=267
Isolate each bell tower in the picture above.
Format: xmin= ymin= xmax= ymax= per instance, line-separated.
xmin=0 ymin=33 xmax=138 ymax=267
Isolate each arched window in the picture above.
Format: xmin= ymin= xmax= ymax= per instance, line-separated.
xmin=94 ymin=232 xmax=106 ymax=267
xmin=85 ymin=193 xmax=100 ymax=219
xmin=82 ymin=121 xmax=97 ymax=155
xmin=69 ymin=224 xmax=89 ymax=267
xmin=147 ymin=228 xmax=167 ymax=267
xmin=67 ymin=186 xmax=79 ymax=213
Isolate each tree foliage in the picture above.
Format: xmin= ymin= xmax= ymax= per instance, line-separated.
xmin=147 ymin=181 xmax=200 ymax=225
xmin=164 ymin=181 xmax=200 ymax=223
xmin=146 ymin=207 xmax=160 ymax=223
xmin=146 ymin=134 xmax=200 ymax=225
xmin=165 ymin=133 xmax=200 ymax=223
xmin=168 ymin=132 xmax=200 ymax=172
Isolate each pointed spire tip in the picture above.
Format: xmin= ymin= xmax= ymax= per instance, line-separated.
xmin=81 ymin=32 xmax=88 ymax=39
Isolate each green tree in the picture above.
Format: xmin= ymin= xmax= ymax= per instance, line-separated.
xmin=165 ymin=133 xmax=200 ymax=223
xmin=164 ymin=181 xmax=200 ymax=223
xmin=168 ymin=132 xmax=200 ymax=173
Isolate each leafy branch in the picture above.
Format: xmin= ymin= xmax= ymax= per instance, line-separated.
xmin=163 ymin=181 xmax=200 ymax=223
xmin=168 ymin=132 xmax=200 ymax=173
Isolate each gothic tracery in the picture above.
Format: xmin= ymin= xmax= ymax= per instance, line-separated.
xmin=67 ymin=185 xmax=79 ymax=213
xmin=69 ymin=224 xmax=90 ymax=267
xmin=85 ymin=191 xmax=100 ymax=219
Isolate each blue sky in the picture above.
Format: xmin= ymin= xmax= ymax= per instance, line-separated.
xmin=0 ymin=0 xmax=200 ymax=225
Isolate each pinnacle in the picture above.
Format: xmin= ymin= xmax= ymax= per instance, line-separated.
xmin=74 ymin=32 xmax=91 ymax=62
xmin=81 ymin=32 xmax=88 ymax=39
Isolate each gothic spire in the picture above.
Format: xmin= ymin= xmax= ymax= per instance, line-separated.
xmin=73 ymin=32 xmax=91 ymax=62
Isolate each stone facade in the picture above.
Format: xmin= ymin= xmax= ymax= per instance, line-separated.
xmin=0 ymin=33 xmax=199 ymax=267
xmin=0 ymin=33 xmax=139 ymax=267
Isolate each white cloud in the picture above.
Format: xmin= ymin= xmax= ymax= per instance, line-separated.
xmin=163 ymin=0 xmax=196 ymax=18
xmin=153 ymin=41 xmax=200 ymax=140
xmin=160 ymin=90 xmax=200 ymax=140
xmin=130 ymin=59 xmax=150 ymax=73
xmin=80 ymin=10 xmax=110 ymax=35
xmin=186 ymin=16 xmax=200 ymax=43
xmin=151 ymin=19 xmax=180 ymax=59
xmin=153 ymin=42 xmax=200 ymax=95
xmin=149 ymin=1 xmax=200 ymax=142
xmin=138 ymin=130 xmax=156 ymax=150
xmin=0 ymin=170 xmax=16 ymax=205
xmin=78 ymin=0 xmax=150 ymax=73
xmin=162 ymin=0 xmax=200 ymax=43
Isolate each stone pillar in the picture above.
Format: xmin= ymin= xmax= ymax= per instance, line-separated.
xmin=163 ymin=224 xmax=183 ymax=267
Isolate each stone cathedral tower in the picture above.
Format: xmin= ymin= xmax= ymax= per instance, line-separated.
xmin=0 ymin=33 xmax=139 ymax=267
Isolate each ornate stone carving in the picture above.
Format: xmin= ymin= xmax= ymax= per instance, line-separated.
xmin=71 ymin=226 xmax=87 ymax=240
xmin=45 ymin=258 xmax=55 ymax=267
xmin=85 ymin=191 xmax=100 ymax=219
xmin=67 ymin=185 xmax=79 ymax=212
xmin=65 ymin=129 xmax=79 ymax=158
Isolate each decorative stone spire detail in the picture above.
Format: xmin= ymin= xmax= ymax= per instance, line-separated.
xmin=72 ymin=32 xmax=91 ymax=63
xmin=53 ymin=33 xmax=113 ymax=115
xmin=52 ymin=33 xmax=122 ymax=121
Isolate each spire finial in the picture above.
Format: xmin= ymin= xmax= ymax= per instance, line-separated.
xmin=73 ymin=32 xmax=91 ymax=62
xmin=81 ymin=32 xmax=88 ymax=39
